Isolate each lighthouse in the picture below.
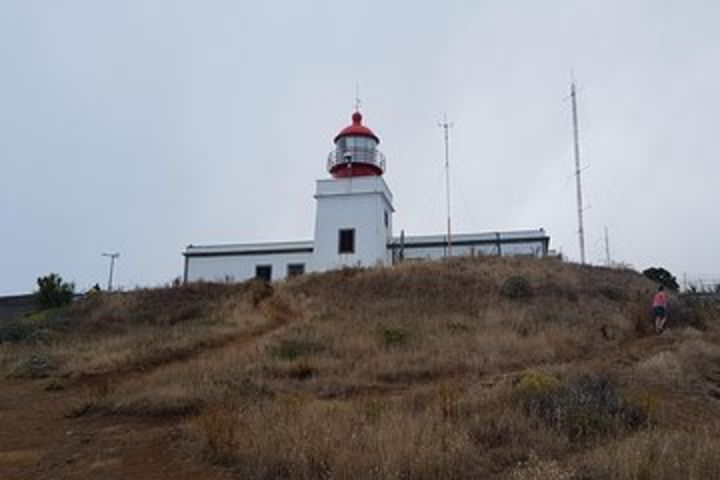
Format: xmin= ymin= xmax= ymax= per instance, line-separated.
xmin=311 ymin=111 xmax=394 ymax=271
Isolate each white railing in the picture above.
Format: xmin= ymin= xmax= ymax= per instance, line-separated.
xmin=327 ymin=148 xmax=386 ymax=173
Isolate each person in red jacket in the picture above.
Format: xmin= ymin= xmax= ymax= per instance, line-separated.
xmin=652 ymin=285 xmax=669 ymax=333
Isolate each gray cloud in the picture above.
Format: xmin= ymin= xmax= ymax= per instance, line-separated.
xmin=1 ymin=0 xmax=718 ymax=293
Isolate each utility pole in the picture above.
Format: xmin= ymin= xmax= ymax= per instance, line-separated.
xmin=102 ymin=252 xmax=120 ymax=291
xmin=604 ymin=225 xmax=611 ymax=267
xmin=570 ymin=81 xmax=587 ymax=264
xmin=438 ymin=114 xmax=454 ymax=257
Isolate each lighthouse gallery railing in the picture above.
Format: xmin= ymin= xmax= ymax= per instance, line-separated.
xmin=327 ymin=148 xmax=386 ymax=173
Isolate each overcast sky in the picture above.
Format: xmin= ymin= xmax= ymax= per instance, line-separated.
xmin=1 ymin=1 xmax=719 ymax=294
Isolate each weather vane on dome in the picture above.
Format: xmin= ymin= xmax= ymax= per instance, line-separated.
xmin=354 ymin=82 xmax=362 ymax=112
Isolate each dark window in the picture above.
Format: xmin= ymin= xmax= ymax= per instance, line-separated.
xmin=255 ymin=265 xmax=272 ymax=282
xmin=338 ymin=228 xmax=355 ymax=254
xmin=287 ymin=263 xmax=305 ymax=277
xmin=384 ymin=210 xmax=389 ymax=228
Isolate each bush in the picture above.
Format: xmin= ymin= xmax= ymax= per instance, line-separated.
xmin=35 ymin=273 xmax=75 ymax=309
xmin=0 ymin=319 xmax=35 ymax=343
xmin=642 ymin=267 xmax=679 ymax=291
xmin=669 ymin=296 xmax=708 ymax=330
xmin=382 ymin=326 xmax=410 ymax=346
xmin=0 ymin=309 xmax=69 ymax=344
xmin=517 ymin=374 xmax=648 ymax=441
xmin=501 ymin=275 xmax=533 ymax=300
xmin=516 ymin=371 xmax=561 ymax=397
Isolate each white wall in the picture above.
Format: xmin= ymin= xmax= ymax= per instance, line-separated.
xmin=185 ymin=251 xmax=313 ymax=282
xmin=312 ymin=176 xmax=394 ymax=271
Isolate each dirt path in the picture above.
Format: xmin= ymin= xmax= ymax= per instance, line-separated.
xmin=0 ymin=320 xmax=288 ymax=479
xmin=0 ymin=377 xmax=235 ymax=480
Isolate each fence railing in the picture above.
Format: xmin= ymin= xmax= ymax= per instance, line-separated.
xmin=682 ymin=276 xmax=720 ymax=294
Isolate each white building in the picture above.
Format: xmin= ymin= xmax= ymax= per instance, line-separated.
xmin=183 ymin=111 xmax=550 ymax=282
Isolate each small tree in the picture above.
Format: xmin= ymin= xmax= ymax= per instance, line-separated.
xmin=642 ymin=267 xmax=679 ymax=291
xmin=35 ymin=273 xmax=75 ymax=309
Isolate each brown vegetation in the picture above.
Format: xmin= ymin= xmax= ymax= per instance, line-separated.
xmin=2 ymin=256 xmax=719 ymax=479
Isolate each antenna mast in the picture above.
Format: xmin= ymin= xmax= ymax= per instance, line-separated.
xmin=438 ymin=114 xmax=454 ymax=257
xmin=570 ymin=81 xmax=587 ymax=264
xmin=604 ymin=225 xmax=611 ymax=266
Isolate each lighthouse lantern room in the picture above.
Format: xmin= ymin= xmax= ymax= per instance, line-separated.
xmin=327 ymin=111 xmax=386 ymax=178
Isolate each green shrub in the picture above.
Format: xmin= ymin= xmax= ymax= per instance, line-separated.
xmin=671 ymin=295 xmax=712 ymax=330
xmin=516 ymin=371 xmax=561 ymax=397
xmin=382 ymin=327 xmax=410 ymax=346
xmin=0 ymin=319 xmax=35 ymax=343
xmin=517 ymin=374 xmax=648 ymax=441
xmin=0 ymin=309 xmax=66 ymax=344
xmin=35 ymin=273 xmax=75 ymax=309
xmin=501 ymin=275 xmax=533 ymax=300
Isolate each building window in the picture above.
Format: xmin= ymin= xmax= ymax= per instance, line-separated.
xmin=287 ymin=263 xmax=305 ymax=277
xmin=255 ymin=265 xmax=272 ymax=282
xmin=338 ymin=228 xmax=355 ymax=254
xmin=384 ymin=210 xmax=389 ymax=228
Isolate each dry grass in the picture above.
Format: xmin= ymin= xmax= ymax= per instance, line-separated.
xmin=578 ymin=428 xmax=720 ymax=479
xmin=3 ymin=256 xmax=719 ymax=478
xmin=188 ymin=381 xmax=571 ymax=480
xmin=636 ymin=351 xmax=687 ymax=386
xmin=192 ymin=395 xmax=482 ymax=479
xmin=634 ymin=333 xmax=720 ymax=390
xmin=0 ymin=281 xmax=274 ymax=378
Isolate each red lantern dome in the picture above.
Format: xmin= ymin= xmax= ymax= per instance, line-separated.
xmin=334 ymin=111 xmax=380 ymax=144
xmin=327 ymin=111 xmax=386 ymax=178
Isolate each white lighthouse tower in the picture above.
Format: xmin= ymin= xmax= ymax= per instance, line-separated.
xmin=311 ymin=110 xmax=394 ymax=271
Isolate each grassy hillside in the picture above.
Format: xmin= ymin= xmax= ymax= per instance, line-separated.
xmin=2 ymin=256 xmax=719 ymax=479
